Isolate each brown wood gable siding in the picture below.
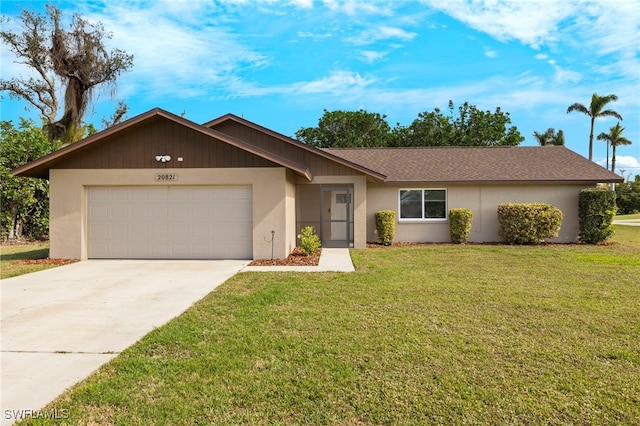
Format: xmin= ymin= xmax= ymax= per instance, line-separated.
xmin=213 ymin=121 xmax=361 ymax=177
xmin=53 ymin=117 xmax=280 ymax=170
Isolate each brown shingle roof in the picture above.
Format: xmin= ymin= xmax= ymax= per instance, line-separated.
xmin=325 ymin=146 xmax=623 ymax=184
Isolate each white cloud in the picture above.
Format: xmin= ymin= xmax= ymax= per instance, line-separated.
xmin=614 ymin=155 xmax=640 ymax=171
xmin=596 ymin=155 xmax=640 ymax=175
xmin=569 ymin=1 xmax=640 ymax=79
xmin=318 ymin=0 xmax=391 ymax=15
xmin=423 ymin=0 xmax=640 ymax=80
xmin=222 ymin=70 xmax=377 ymax=98
xmin=346 ymin=26 xmax=417 ymax=46
xmin=423 ymin=0 xmax=574 ymax=49
xmin=289 ymin=0 xmax=314 ymax=8
xmin=81 ymin=3 xmax=267 ymax=100
xmin=550 ymin=64 xmax=582 ymax=85
xmin=360 ymin=50 xmax=389 ymax=63
xmin=292 ymin=70 xmax=376 ymax=94
xmin=340 ymin=1 xmax=392 ymax=16
xmin=484 ymin=49 xmax=498 ymax=58
xmin=297 ymin=31 xmax=332 ymax=40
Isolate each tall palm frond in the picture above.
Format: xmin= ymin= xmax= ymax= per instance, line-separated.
xmin=567 ymin=93 xmax=623 ymax=161
xmin=597 ymin=122 xmax=632 ymax=173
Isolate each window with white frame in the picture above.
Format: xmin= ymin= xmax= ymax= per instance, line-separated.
xmin=399 ymin=189 xmax=447 ymax=220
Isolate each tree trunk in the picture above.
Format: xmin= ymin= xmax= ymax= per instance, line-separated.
xmin=8 ymin=204 xmax=22 ymax=241
xmin=588 ymin=116 xmax=595 ymax=161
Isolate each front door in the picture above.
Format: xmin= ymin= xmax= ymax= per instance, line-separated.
xmin=320 ymin=186 xmax=353 ymax=248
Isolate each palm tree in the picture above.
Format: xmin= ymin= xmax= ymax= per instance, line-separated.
xmin=567 ymin=93 xmax=623 ymax=161
xmin=533 ymin=128 xmax=565 ymax=146
xmin=597 ymin=122 xmax=632 ymax=173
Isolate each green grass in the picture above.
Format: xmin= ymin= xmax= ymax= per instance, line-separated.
xmin=0 ymin=242 xmax=51 ymax=279
xmin=20 ymin=227 xmax=640 ymax=425
xmin=615 ymin=213 xmax=640 ymax=220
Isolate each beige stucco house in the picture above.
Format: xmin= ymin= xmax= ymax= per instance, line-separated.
xmin=13 ymin=108 xmax=623 ymax=260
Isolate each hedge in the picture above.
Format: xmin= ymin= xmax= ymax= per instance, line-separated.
xmin=375 ymin=210 xmax=395 ymax=245
xmin=578 ymin=188 xmax=616 ymax=244
xmin=449 ymin=208 xmax=473 ymax=244
xmin=497 ymin=203 xmax=563 ymax=244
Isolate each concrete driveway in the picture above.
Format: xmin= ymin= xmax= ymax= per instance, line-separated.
xmin=1 ymin=260 xmax=246 ymax=425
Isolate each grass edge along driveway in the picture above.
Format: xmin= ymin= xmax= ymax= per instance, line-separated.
xmin=15 ymin=226 xmax=640 ymax=425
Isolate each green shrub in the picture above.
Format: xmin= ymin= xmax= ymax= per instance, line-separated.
xmin=449 ymin=208 xmax=473 ymax=244
xmin=497 ymin=203 xmax=563 ymax=245
xmin=299 ymin=226 xmax=321 ymax=255
xmin=579 ymin=188 xmax=617 ymax=244
xmin=375 ymin=210 xmax=396 ymax=245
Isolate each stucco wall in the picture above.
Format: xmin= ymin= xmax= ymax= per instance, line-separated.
xmin=365 ymin=183 xmax=596 ymax=243
xmin=285 ymin=170 xmax=297 ymax=256
xmin=49 ymin=168 xmax=293 ymax=260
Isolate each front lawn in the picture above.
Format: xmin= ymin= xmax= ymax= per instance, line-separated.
xmin=0 ymin=242 xmax=77 ymax=279
xmin=21 ymin=227 xmax=640 ymax=425
xmin=0 ymin=242 xmax=50 ymax=279
xmin=616 ymin=212 xmax=640 ymax=221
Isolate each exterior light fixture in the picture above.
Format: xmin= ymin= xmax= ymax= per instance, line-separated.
xmin=155 ymin=155 xmax=171 ymax=162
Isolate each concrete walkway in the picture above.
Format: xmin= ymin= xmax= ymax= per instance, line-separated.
xmin=241 ymin=248 xmax=355 ymax=272
xmin=1 ymin=260 xmax=246 ymax=425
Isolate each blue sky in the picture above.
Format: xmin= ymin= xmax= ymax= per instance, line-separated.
xmin=2 ymin=0 xmax=639 ymax=177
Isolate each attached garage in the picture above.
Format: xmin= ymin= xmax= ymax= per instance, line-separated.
xmin=87 ymin=186 xmax=252 ymax=259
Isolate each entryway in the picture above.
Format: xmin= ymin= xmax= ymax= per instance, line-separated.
xmin=296 ymin=184 xmax=354 ymax=248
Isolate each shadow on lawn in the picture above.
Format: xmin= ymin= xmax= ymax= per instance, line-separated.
xmin=0 ymin=247 xmax=49 ymax=261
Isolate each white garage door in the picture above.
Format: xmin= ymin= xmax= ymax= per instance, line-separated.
xmin=88 ymin=186 xmax=252 ymax=259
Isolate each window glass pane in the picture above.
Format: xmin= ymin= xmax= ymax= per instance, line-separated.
xmin=400 ymin=190 xmax=422 ymax=219
xmin=424 ymin=190 xmax=445 ymax=201
xmin=424 ymin=190 xmax=446 ymax=218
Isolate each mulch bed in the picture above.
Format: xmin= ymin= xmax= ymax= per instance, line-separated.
xmin=17 ymin=258 xmax=78 ymax=266
xmin=248 ymin=248 xmax=320 ymax=266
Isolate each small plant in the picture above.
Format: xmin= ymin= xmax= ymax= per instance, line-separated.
xmin=449 ymin=208 xmax=473 ymax=244
xmin=497 ymin=203 xmax=563 ymax=244
xmin=298 ymin=226 xmax=321 ymax=255
xmin=579 ymin=188 xmax=617 ymax=244
xmin=375 ymin=210 xmax=395 ymax=245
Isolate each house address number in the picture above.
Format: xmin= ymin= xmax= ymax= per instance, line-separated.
xmin=155 ymin=173 xmax=178 ymax=181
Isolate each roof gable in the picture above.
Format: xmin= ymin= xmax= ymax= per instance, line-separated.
xmin=204 ymin=114 xmax=386 ymax=181
xmin=13 ymin=109 xmax=312 ymax=180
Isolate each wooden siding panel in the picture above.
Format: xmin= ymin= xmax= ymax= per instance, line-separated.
xmin=211 ymin=121 xmax=362 ymax=177
xmin=53 ymin=117 xmax=280 ymax=170
xmin=51 ymin=116 xmax=362 ymax=176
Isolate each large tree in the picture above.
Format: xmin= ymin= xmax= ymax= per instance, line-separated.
xmin=451 ymin=101 xmax=524 ymax=146
xmin=615 ymin=174 xmax=640 ymax=215
xmin=298 ymin=102 xmax=524 ymax=149
xmin=390 ymin=108 xmax=455 ymax=147
xmin=597 ymin=122 xmax=632 ymax=174
xmin=0 ymin=119 xmax=59 ymax=240
xmin=392 ymin=101 xmax=524 ymax=147
xmin=1 ymin=4 xmax=134 ymax=144
xmin=533 ymin=128 xmax=565 ymax=146
xmin=295 ymin=109 xmax=391 ymax=148
xmin=566 ymin=93 xmax=622 ymax=161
